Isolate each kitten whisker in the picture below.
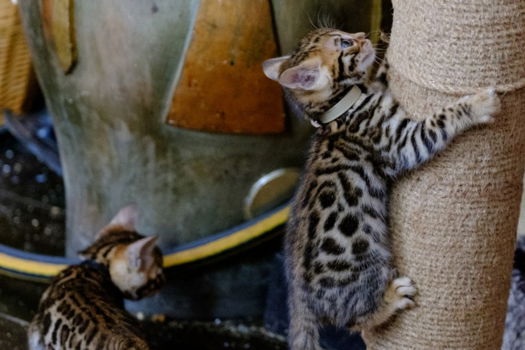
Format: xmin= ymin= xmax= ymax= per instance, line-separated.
xmin=308 ymin=13 xmax=318 ymax=29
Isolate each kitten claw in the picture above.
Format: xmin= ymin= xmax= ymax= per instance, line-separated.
xmin=393 ymin=277 xmax=415 ymax=292
xmin=391 ymin=276 xmax=417 ymax=311
xmin=478 ymin=115 xmax=495 ymax=124
xmin=396 ymin=285 xmax=417 ymax=297
xmin=310 ymin=119 xmax=321 ymax=128
xmin=465 ymin=88 xmax=501 ymax=124
xmin=395 ymin=297 xmax=416 ymax=311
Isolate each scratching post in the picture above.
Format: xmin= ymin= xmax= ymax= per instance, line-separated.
xmin=363 ymin=1 xmax=525 ymax=349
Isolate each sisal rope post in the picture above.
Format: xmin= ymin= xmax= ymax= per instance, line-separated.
xmin=363 ymin=1 xmax=525 ymax=349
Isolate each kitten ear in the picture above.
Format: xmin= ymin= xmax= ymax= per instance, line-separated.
xmin=278 ymin=62 xmax=326 ymax=90
xmin=98 ymin=204 xmax=138 ymax=238
xmin=262 ymin=55 xmax=290 ymax=81
xmin=126 ymin=235 xmax=158 ymax=270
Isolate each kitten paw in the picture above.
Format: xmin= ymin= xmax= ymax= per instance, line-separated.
xmin=360 ymin=276 xmax=418 ymax=329
xmin=466 ymin=88 xmax=501 ymax=124
xmin=390 ymin=276 xmax=417 ymax=311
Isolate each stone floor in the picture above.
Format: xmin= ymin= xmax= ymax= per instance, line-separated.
xmin=0 ymin=315 xmax=27 ymax=350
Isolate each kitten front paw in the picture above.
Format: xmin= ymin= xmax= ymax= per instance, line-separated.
xmin=464 ymin=88 xmax=501 ymax=125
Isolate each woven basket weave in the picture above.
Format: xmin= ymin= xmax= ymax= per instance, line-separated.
xmin=364 ymin=1 xmax=525 ymax=349
xmin=0 ymin=0 xmax=34 ymax=115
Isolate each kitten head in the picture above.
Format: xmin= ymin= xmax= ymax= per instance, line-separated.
xmin=79 ymin=205 xmax=165 ymax=300
xmin=263 ymin=28 xmax=375 ymax=118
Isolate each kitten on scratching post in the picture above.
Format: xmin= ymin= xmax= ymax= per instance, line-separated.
xmin=263 ymin=28 xmax=500 ymax=350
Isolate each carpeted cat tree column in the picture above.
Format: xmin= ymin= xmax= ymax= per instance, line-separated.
xmin=363 ymin=1 xmax=525 ymax=349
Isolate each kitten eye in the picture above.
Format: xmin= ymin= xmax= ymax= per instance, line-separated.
xmin=340 ymin=39 xmax=354 ymax=49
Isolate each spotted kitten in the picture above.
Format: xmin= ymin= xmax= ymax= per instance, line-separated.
xmin=263 ymin=28 xmax=500 ymax=350
xmin=28 ymin=206 xmax=165 ymax=350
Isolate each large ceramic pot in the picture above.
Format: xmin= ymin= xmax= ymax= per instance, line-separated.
xmin=18 ymin=0 xmax=380 ymax=318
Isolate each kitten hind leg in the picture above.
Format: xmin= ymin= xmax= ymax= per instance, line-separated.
xmin=288 ymin=285 xmax=325 ymax=350
xmin=357 ymin=276 xmax=417 ymax=330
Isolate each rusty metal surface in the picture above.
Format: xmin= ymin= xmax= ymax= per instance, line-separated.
xmin=167 ymin=0 xmax=285 ymax=134
xmin=41 ymin=0 xmax=76 ymax=73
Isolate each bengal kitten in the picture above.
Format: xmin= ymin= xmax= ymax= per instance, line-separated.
xmin=28 ymin=206 xmax=165 ymax=350
xmin=263 ymin=29 xmax=500 ymax=350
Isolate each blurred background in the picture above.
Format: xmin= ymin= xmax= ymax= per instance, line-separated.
xmin=0 ymin=0 xmax=522 ymax=349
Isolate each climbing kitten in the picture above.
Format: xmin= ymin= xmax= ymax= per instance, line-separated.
xmin=263 ymin=29 xmax=500 ymax=350
xmin=28 ymin=206 xmax=165 ymax=350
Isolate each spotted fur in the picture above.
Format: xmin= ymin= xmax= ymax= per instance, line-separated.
xmin=263 ymin=28 xmax=500 ymax=350
xmin=28 ymin=206 xmax=165 ymax=350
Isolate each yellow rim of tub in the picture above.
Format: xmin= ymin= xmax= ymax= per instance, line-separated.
xmin=0 ymin=204 xmax=290 ymax=283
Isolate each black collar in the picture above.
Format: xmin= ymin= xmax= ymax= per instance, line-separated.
xmin=80 ymin=259 xmax=108 ymax=273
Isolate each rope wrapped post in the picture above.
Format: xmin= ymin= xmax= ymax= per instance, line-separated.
xmin=364 ymin=1 xmax=525 ymax=349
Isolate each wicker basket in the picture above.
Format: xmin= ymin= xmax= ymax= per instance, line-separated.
xmin=0 ymin=0 xmax=34 ymax=116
